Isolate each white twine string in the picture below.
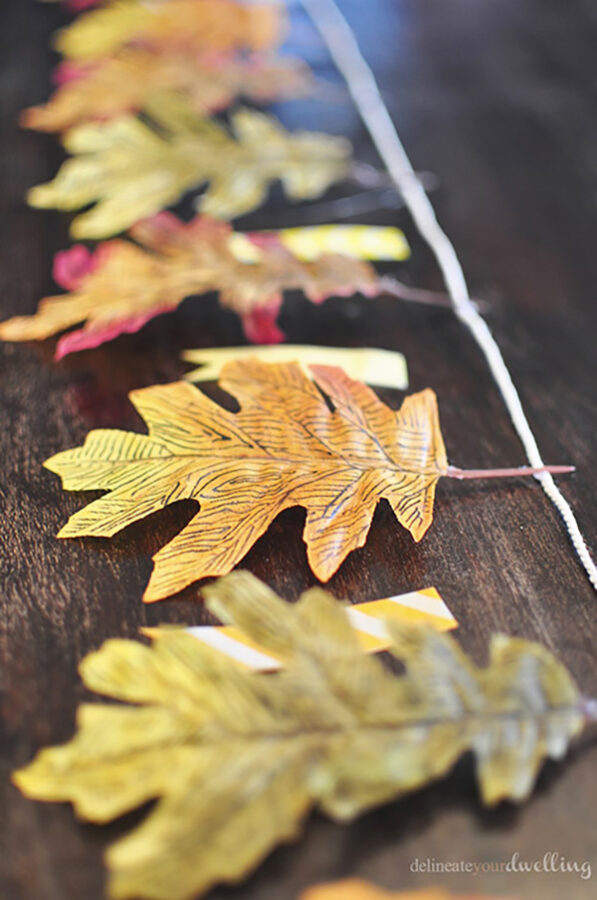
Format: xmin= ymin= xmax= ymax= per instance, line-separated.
xmin=300 ymin=0 xmax=597 ymax=591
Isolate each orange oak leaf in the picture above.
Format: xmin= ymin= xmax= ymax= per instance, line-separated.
xmin=0 ymin=214 xmax=381 ymax=357
xmin=300 ymin=882 xmax=516 ymax=900
xmin=54 ymin=0 xmax=285 ymax=61
xmin=22 ymin=50 xmax=312 ymax=133
xmin=43 ymin=360 xmax=572 ymax=602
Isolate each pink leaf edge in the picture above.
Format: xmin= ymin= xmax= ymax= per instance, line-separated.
xmin=52 ymin=243 xmax=116 ymax=290
xmin=240 ymin=297 xmax=285 ymax=344
xmin=55 ymin=306 xmax=176 ymax=361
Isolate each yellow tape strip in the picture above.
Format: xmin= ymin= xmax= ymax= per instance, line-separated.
xmin=146 ymin=587 xmax=456 ymax=671
xmin=183 ymin=345 xmax=408 ymax=391
xmin=229 ymin=224 xmax=410 ymax=263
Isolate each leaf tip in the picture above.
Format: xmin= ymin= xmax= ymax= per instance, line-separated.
xmin=11 ymin=765 xmax=29 ymax=792
xmin=42 ymin=455 xmax=60 ymax=474
xmin=27 ymin=185 xmax=49 ymax=208
xmin=141 ymin=571 xmax=170 ymax=604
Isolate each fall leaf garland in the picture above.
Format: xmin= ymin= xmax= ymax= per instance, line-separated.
xmin=42 ymin=360 xmax=572 ymax=602
xmin=5 ymin=2 xmax=594 ymax=898
xmin=14 ymin=571 xmax=588 ymax=900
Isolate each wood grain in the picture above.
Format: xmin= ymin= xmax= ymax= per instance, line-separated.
xmin=2 ymin=1 xmax=596 ymax=898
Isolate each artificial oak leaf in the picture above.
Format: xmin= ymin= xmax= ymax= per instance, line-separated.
xmin=301 ymin=884 xmax=515 ymax=900
xmin=27 ymin=105 xmax=352 ymax=237
xmin=14 ymin=571 xmax=587 ymax=900
xmin=43 ymin=362 xmax=449 ymax=601
xmin=0 ymin=215 xmax=397 ymax=357
xmin=53 ymin=0 xmax=285 ymax=61
xmin=22 ymin=50 xmax=312 ymax=133
xmin=40 ymin=360 xmax=571 ymax=601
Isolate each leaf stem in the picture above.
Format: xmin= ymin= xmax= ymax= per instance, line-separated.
xmin=446 ymin=464 xmax=575 ymax=480
xmin=378 ymin=276 xmax=486 ymax=312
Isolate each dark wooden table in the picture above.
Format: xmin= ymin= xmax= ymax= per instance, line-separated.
xmin=2 ymin=1 xmax=597 ymax=898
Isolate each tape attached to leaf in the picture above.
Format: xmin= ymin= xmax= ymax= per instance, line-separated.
xmin=144 ymin=587 xmax=456 ymax=670
xmin=183 ymin=346 xmax=408 ymax=390
xmin=229 ymin=225 xmax=410 ymax=263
